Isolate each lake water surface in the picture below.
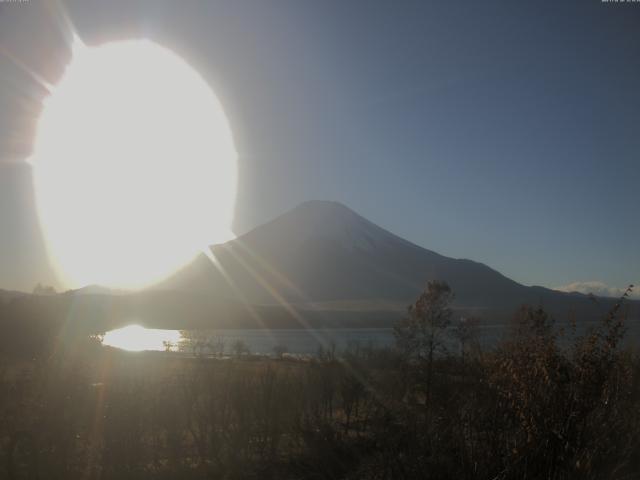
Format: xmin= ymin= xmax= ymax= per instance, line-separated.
xmin=100 ymin=321 xmax=640 ymax=355
xmin=103 ymin=326 xmax=401 ymax=354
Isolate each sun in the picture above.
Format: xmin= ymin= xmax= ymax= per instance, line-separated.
xmin=31 ymin=39 xmax=237 ymax=289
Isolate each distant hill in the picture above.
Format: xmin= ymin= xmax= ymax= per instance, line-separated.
xmin=0 ymin=289 xmax=28 ymax=304
xmin=156 ymin=200 xmax=637 ymax=324
xmin=66 ymin=285 xmax=128 ymax=296
xmin=3 ymin=201 xmax=635 ymax=332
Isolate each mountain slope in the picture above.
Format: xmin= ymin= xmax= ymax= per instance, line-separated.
xmin=157 ymin=201 xmax=619 ymax=321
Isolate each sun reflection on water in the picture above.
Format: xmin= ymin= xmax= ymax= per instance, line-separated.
xmin=102 ymin=325 xmax=182 ymax=352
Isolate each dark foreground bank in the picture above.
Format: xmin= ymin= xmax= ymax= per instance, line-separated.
xmin=1 ymin=283 xmax=638 ymax=479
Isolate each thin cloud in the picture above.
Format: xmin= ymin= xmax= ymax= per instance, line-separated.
xmin=555 ymin=281 xmax=638 ymax=299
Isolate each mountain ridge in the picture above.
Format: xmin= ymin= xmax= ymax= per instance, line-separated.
xmin=156 ymin=200 xmax=629 ymax=322
xmin=2 ymin=200 xmax=635 ymax=331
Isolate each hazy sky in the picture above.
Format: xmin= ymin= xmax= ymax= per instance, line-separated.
xmin=0 ymin=0 xmax=638 ymax=293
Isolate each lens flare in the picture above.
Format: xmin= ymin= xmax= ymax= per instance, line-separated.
xmin=31 ymin=39 xmax=237 ymax=289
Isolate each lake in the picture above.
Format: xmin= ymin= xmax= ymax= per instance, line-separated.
xmin=103 ymin=325 xmax=400 ymax=355
xmin=104 ymin=322 xmax=603 ymax=355
xmin=102 ymin=319 xmax=640 ymax=355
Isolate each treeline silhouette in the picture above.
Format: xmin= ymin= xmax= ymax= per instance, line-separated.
xmin=0 ymin=282 xmax=638 ymax=479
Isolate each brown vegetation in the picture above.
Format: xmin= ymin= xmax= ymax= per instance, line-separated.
xmin=0 ymin=283 xmax=638 ymax=479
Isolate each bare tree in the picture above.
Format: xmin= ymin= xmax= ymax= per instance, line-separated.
xmin=162 ymin=340 xmax=175 ymax=353
xmin=273 ymin=344 xmax=288 ymax=359
xmin=232 ymin=339 xmax=250 ymax=358
xmin=32 ymin=283 xmax=57 ymax=295
xmin=180 ymin=330 xmax=213 ymax=357
xmin=394 ymin=280 xmax=454 ymax=402
xmin=451 ymin=316 xmax=481 ymax=362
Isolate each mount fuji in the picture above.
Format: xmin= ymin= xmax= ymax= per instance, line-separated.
xmin=153 ymin=200 xmax=630 ymax=325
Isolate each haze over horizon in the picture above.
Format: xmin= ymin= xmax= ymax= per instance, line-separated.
xmin=0 ymin=0 xmax=638 ymax=295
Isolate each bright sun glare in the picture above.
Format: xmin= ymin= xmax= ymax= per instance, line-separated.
xmin=102 ymin=325 xmax=181 ymax=352
xmin=31 ymin=39 xmax=237 ymax=289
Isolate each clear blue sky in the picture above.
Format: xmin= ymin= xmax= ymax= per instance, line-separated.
xmin=0 ymin=0 xmax=638 ymax=292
